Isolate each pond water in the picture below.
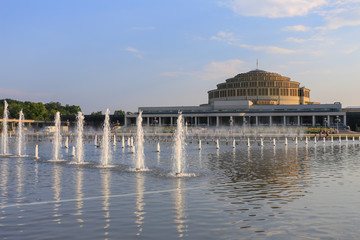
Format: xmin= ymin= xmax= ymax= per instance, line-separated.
xmin=1 ymin=137 xmax=360 ymax=239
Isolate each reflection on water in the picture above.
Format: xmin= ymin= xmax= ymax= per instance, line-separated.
xmin=210 ymin=146 xmax=312 ymax=211
xmin=52 ymin=164 xmax=62 ymax=224
xmin=101 ymin=170 xmax=111 ymax=239
xmin=173 ymin=179 xmax=188 ymax=238
xmin=16 ymin=160 xmax=24 ymax=198
xmin=134 ymin=173 xmax=145 ymax=236
xmin=75 ymin=169 xmax=84 ymax=228
xmin=0 ymin=160 xmax=8 ymax=225
xmin=1 ymin=140 xmax=360 ymax=239
xmin=1 ymin=160 xmax=8 ymax=205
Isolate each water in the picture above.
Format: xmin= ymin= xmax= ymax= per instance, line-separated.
xmin=100 ymin=109 xmax=111 ymax=166
xmin=17 ymin=110 xmax=25 ymax=156
xmin=75 ymin=112 xmax=85 ymax=164
xmin=2 ymin=135 xmax=360 ymax=239
xmin=173 ymin=113 xmax=185 ymax=175
xmin=135 ymin=111 xmax=145 ymax=170
xmin=52 ymin=112 xmax=61 ymax=160
xmin=1 ymin=100 xmax=8 ymax=155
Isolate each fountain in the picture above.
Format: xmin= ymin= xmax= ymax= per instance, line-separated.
xmin=260 ymin=138 xmax=264 ymax=147
xmin=72 ymin=146 xmax=76 ymax=157
xmin=216 ymin=139 xmax=220 ymax=149
xmin=198 ymin=139 xmax=202 ymax=150
xmin=75 ymin=112 xmax=85 ymax=164
xmin=247 ymin=138 xmax=251 ymax=148
xmin=65 ymin=136 xmax=69 ymax=149
xmin=1 ymin=100 xmax=8 ymax=155
xmin=17 ymin=110 xmax=25 ymax=156
xmin=100 ymin=109 xmax=111 ymax=167
xmin=122 ymin=136 xmax=125 ymax=149
xmin=52 ymin=112 xmax=61 ymax=161
xmin=173 ymin=112 xmax=185 ymax=176
xmin=34 ymin=145 xmax=40 ymax=159
xmin=135 ymin=111 xmax=145 ymax=171
xmin=232 ymin=139 xmax=236 ymax=148
xmin=157 ymin=142 xmax=160 ymax=153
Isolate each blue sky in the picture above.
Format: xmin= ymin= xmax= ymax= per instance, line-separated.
xmin=1 ymin=0 xmax=360 ymax=114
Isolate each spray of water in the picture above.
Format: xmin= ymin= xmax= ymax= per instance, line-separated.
xmin=76 ymin=112 xmax=85 ymax=163
xmin=173 ymin=112 xmax=185 ymax=175
xmin=17 ymin=110 xmax=25 ymax=156
xmin=135 ymin=111 xmax=145 ymax=170
xmin=100 ymin=109 xmax=111 ymax=166
xmin=53 ymin=112 xmax=61 ymax=160
xmin=1 ymin=100 xmax=8 ymax=155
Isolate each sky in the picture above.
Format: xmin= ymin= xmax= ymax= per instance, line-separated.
xmin=1 ymin=0 xmax=360 ymax=114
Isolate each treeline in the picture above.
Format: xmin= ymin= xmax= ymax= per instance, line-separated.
xmin=0 ymin=99 xmax=81 ymax=120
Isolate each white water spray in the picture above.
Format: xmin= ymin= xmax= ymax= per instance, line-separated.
xmin=173 ymin=112 xmax=185 ymax=175
xmin=100 ymin=109 xmax=111 ymax=166
xmin=76 ymin=112 xmax=84 ymax=163
xmin=34 ymin=145 xmax=39 ymax=159
xmin=17 ymin=110 xmax=25 ymax=156
xmin=53 ymin=112 xmax=61 ymax=160
xmin=135 ymin=111 xmax=145 ymax=170
xmin=1 ymin=100 xmax=8 ymax=155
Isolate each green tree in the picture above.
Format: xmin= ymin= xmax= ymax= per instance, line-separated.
xmin=91 ymin=111 xmax=103 ymax=115
xmin=114 ymin=110 xmax=125 ymax=115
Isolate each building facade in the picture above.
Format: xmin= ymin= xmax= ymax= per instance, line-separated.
xmin=125 ymin=69 xmax=346 ymax=128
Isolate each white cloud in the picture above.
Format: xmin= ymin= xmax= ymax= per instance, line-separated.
xmin=221 ymin=0 xmax=327 ymax=18
xmin=125 ymin=47 xmax=143 ymax=59
xmin=210 ymin=31 xmax=238 ymax=42
xmin=161 ymin=59 xmax=245 ymax=82
xmin=284 ymin=36 xmax=325 ymax=43
xmin=239 ymin=44 xmax=297 ymax=54
xmin=282 ymin=25 xmax=311 ymax=32
xmin=210 ymin=31 xmax=296 ymax=54
xmin=318 ymin=6 xmax=360 ymax=30
xmin=340 ymin=45 xmax=359 ymax=54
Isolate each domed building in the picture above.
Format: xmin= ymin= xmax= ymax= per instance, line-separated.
xmin=208 ymin=69 xmax=310 ymax=105
xmin=126 ymin=68 xmax=346 ymax=128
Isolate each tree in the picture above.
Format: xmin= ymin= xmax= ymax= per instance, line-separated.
xmin=114 ymin=110 xmax=125 ymax=115
xmin=91 ymin=111 xmax=103 ymax=115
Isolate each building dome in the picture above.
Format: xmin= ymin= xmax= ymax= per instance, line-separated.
xmin=208 ymin=69 xmax=310 ymax=105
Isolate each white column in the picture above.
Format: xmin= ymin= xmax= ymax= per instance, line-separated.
xmin=124 ymin=116 xmax=128 ymax=127
xmin=297 ymin=116 xmax=300 ymax=126
xmin=255 ymin=116 xmax=259 ymax=126
xmin=327 ymin=115 xmax=330 ymax=127
xmin=283 ymin=116 xmax=286 ymax=126
xmin=147 ymin=117 xmax=150 ymax=126
xmin=216 ymin=116 xmax=219 ymax=127
xmin=170 ymin=117 xmax=173 ymax=126
xmin=159 ymin=117 xmax=162 ymax=126
xmin=269 ymin=116 xmax=272 ymax=126
xmin=207 ymin=116 xmax=210 ymax=127
xmin=312 ymin=115 xmax=316 ymax=127
xmin=195 ymin=116 xmax=198 ymax=126
xmin=343 ymin=114 xmax=347 ymax=127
